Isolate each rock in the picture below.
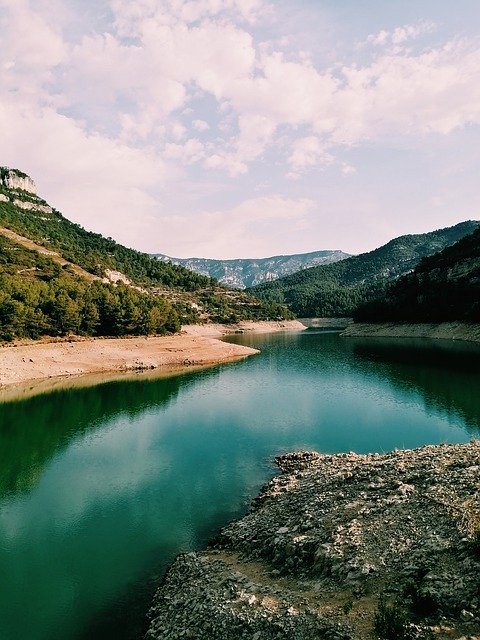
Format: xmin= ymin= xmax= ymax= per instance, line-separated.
xmin=146 ymin=441 xmax=480 ymax=640
xmin=1 ymin=168 xmax=36 ymax=193
xmin=13 ymin=199 xmax=52 ymax=214
xmin=462 ymin=610 xmax=475 ymax=621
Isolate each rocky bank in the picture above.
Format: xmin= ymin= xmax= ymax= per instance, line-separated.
xmin=146 ymin=442 xmax=480 ymax=640
xmin=341 ymin=323 xmax=480 ymax=345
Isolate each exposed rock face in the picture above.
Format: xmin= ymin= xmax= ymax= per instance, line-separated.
xmin=0 ymin=168 xmax=36 ymax=194
xmin=146 ymin=442 xmax=480 ymax=640
xmin=152 ymin=250 xmax=352 ymax=289
xmin=13 ymin=199 xmax=52 ymax=214
xmin=0 ymin=194 xmax=8 ymax=202
xmin=103 ymin=269 xmax=132 ymax=285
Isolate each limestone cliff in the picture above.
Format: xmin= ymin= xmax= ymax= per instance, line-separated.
xmin=0 ymin=167 xmax=36 ymax=194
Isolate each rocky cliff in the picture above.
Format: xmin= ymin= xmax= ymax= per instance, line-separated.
xmin=152 ymin=250 xmax=352 ymax=289
xmin=0 ymin=167 xmax=36 ymax=194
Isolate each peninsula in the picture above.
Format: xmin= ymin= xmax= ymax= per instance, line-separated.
xmin=146 ymin=442 xmax=480 ymax=640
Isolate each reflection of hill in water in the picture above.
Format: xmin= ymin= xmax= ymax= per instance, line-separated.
xmin=229 ymin=330 xmax=480 ymax=437
xmin=349 ymin=337 xmax=480 ymax=434
xmin=0 ymin=368 xmax=220 ymax=497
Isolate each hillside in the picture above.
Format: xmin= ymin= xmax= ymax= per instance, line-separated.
xmin=250 ymin=221 xmax=479 ymax=317
xmin=153 ymin=250 xmax=351 ymax=289
xmin=0 ymin=168 xmax=292 ymax=341
xmin=354 ymin=226 xmax=480 ymax=323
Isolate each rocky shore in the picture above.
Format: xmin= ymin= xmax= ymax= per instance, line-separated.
xmin=146 ymin=442 xmax=480 ymax=640
xmin=341 ymin=322 xmax=480 ymax=345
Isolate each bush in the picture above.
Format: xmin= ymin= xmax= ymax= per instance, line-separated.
xmin=374 ymin=595 xmax=411 ymax=640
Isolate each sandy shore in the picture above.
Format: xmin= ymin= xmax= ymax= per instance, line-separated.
xmin=181 ymin=319 xmax=307 ymax=337
xmin=341 ymin=321 xmax=480 ymax=344
xmin=0 ymin=320 xmax=306 ymax=400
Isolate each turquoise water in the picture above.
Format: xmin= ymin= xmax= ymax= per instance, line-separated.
xmin=0 ymin=330 xmax=479 ymax=639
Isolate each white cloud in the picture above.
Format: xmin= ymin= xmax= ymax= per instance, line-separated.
xmin=1 ymin=0 xmax=480 ymax=258
xmin=193 ymin=119 xmax=210 ymax=131
xmin=367 ymin=21 xmax=437 ymax=47
xmin=165 ymin=138 xmax=205 ymax=163
xmin=157 ymin=195 xmax=314 ymax=258
xmin=0 ymin=0 xmax=66 ymax=96
xmin=288 ymin=136 xmax=333 ymax=173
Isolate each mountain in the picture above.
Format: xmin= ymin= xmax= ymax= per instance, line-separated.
xmin=250 ymin=221 xmax=480 ymax=318
xmin=152 ymin=250 xmax=351 ymax=289
xmin=354 ymin=226 xmax=480 ymax=323
xmin=0 ymin=167 xmax=292 ymax=341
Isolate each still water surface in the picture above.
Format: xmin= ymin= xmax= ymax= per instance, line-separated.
xmin=1 ymin=330 xmax=479 ymax=640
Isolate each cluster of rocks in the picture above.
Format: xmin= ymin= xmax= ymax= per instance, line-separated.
xmin=146 ymin=442 xmax=480 ymax=639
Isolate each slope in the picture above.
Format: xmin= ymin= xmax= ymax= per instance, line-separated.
xmin=250 ymin=221 xmax=479 ymax=317
xmin=354 ymin=226 xmax=480 ymax=322
xmin=0 ymin=168 xmax=292 ymax=341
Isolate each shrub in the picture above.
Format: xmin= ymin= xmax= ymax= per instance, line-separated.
xmin=374 ymin=595 xmax=411 ymax=640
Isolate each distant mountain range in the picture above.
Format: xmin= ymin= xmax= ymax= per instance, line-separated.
xmin=250 ymin=221 xmax=480 ymax=318
xmin=152 ymin=250 xmax=351 ymax=289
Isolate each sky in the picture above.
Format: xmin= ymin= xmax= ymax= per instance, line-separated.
xmin=1 ymin=0 xmax=480 ymax=259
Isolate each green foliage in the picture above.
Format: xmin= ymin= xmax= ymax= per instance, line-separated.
xmin=0 ymin=234 xmax=180 ymax=340
xmin=0 ymin=183 xmax=293 ymax=333
xmin=473 ymin=527 xmax=480 ymax=555
xmin=374 ymin=596 xmax=411 ymax=640
xmin=0 ymin=272 xmax=180 ymax=341
xmin=251 ymin=222 xmax=479 ymax=318
xmin=355 ymin=227 xmax=480 ymax=323
xmin=342 ymin=598 xmax=354 ymax=615
xmin=0 ymin=197 xmax=212 ymax=291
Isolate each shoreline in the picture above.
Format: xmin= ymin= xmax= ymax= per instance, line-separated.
xmin=0 ymin=320 xmax=305 ymax=401
xmin=341 ymin=321 xmax=480 ymax=344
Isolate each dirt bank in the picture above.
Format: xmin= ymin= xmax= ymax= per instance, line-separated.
xmin=0 ymin=320 xmax=306 ymax=401
xmin=146 ymin=442 xmax=480 ymax=640
xmin=341 ymin=322 xmax=480 ymax=344
xmin=182 ymin=320 xmax=307 ymax=337
xmin=0 ymin=334 xmax=258 ymax=395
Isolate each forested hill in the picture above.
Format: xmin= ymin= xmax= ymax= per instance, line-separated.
xmin=249 ymin=221 xmax=479 ymax=318
xmin=0 ymin=167 xmax=292 ymax=341
xmin=152 ymin=250 xmax=351 ymax=289
xmin=354 ymin=226 xmax=480 ymax=323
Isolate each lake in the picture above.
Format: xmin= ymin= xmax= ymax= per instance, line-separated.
xmin=1 ymin=330 xmax=479 ymax=640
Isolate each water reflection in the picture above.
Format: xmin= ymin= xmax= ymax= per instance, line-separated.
xmin=0 ymin=331 xmax=479 ymax=640
xmin=0 ymin=369 xmax=218 ymax=497
xmin=348 ymin=337 xmax=480 ymax=433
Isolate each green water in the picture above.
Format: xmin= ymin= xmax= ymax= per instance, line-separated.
xmin=1 ymin=330 xmax=479 ymax=639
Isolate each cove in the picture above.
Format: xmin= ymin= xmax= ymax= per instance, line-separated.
xmin=0 ymin=330 xmax=479 ymax=640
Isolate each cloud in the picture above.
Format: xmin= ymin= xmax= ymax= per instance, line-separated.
xmin=156 ymin=195 xmax=314 ymax=258
xmin=288 ymin=136 xmax=333 ymax=173
xmin=0 ymin=0 xmax=66 ymax=96
xmin=0 ymin=99 xmax=172 ymax=250
xmin=367 ymin=21 xmax=437 ymax=47
xmin=193 ymin=119 xmax=209 ymax=131
xmin=1 ymin=0 xmax=480 ymax=257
